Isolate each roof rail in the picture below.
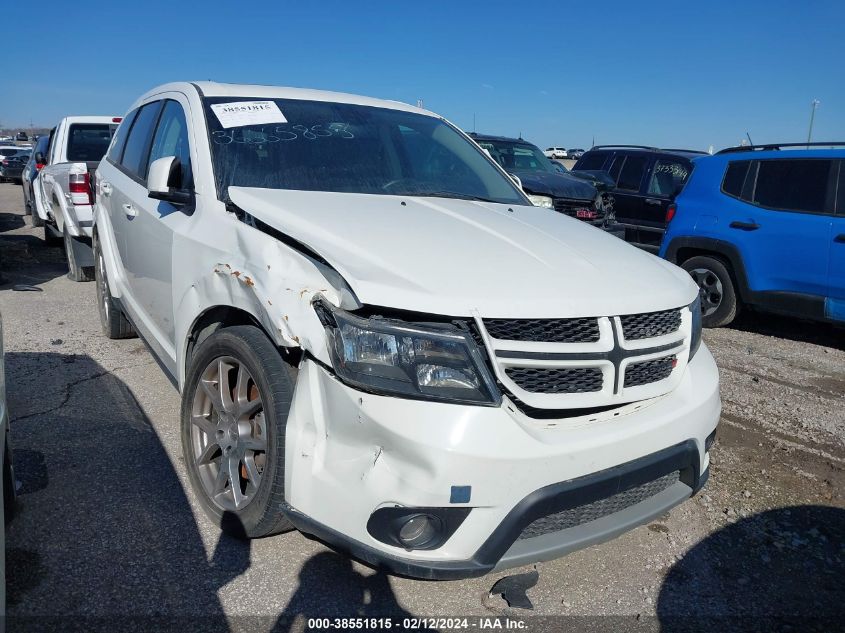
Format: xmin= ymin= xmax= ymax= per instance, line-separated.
xmin=590 ymin=145 xmax=657 ymax=151
xmin=661 ymin=148 xmax=709 ymax=155
xmin=717 ymin=141 xmax=845 ymax=154
xmin=590 ymin=144 xmax=707 ymax=154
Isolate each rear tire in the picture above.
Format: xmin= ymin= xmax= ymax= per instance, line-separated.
xmin=681 ymin=255 xmax=739 ymax=328
xmin=65 ymin=230 xmax=94 ymax=282
xmin=181 ymin=325 xmax=296 ymax=539
xmin=94 ymin=234 xmax=136 ymax=339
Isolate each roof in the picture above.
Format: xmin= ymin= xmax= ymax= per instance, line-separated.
xmin=137 ymin=81 xmax=433 ymax=117
xmin=717 ymin=141 xmax=845 ymax=154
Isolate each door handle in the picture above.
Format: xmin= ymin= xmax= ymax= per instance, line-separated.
xmin=729 ymin=220 xmax=760 ymax=231
xmin=644 ymin=198 xmax=663 ymax=206
xmin=121 ymin=203 xmax=137 ymax=218
xmin=835 ymin=234 xmax=845 ymax=243
xmin=100 ymin=181 xmax=112 ymax=196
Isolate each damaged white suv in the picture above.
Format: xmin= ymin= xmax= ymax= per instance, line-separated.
xmin=93 ymin=82 xmax=720 ymax=579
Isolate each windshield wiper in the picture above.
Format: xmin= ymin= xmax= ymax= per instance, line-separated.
xmin=421 ymin=191 xmax=499 ymax=203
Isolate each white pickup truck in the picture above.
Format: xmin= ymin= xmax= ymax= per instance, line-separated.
xmin=33 ymin=116 xmax=120 ymax=281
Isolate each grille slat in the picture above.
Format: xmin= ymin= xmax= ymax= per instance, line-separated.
xmin=506 ymin=367 xmax=603 ymax=394
xmin=624 ymin=355 xmax=676 ymax=388
xmin=620 ymin=309 xmax=681 ymax=340
xmin=483 ymin=317 xmax=599 ymax=343
xmin=518 ymin=471 xmax=680 ymax=539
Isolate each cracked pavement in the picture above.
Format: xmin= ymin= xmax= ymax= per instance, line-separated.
xmin=0 ymin=182 xmax=843 ymax=630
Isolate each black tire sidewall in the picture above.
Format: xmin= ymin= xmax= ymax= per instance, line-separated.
xmin=180 ymin=325 xmax=295 ymax=538
xmin=682 ymin=256 xmax=738 ymax=328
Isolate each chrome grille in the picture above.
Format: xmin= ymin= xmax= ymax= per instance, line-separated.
xmin=518 ymin=471 xmax=680 ymax=539
xmin=624 ymin=355 xmax=676 ymax=388
xmin=483 ymin=317 xmax=599 ymax=343
xmin=506 ymin=367 xmax=603 ymax=394
xmin=620 ymin=309 xmax=681 ymax=340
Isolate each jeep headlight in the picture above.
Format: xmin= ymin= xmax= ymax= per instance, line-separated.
xmin=315 ymin=302 xmax=499 ymax=405
xmin=528 ymin=194 xmax=554 ymax=209
xmin=689 ymin=295 xmax=702 ymax=360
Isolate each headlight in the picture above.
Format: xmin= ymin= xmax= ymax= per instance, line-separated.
xmin=528 ymin=194 xmax=554 ymax=209
xmin=315 ymin=302 xmax=500 ymax=405
xmin=689 ymin=295 xmax=702 ymax=360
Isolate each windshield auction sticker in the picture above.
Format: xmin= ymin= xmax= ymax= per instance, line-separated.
xmin=210 ymin=101 xmax=287 ymax=128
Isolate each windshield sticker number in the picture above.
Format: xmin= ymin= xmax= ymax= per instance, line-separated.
xmin=210 ymin=101 xmax=288 ymax=129
xmin=211 ymin=123 xmax=355 ymax=145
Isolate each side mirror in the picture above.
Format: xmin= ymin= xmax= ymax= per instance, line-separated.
xmin=148 ymin=156 xmax=192 ymax=205
xmin=34 ymin=152 xmax=45 ymax=164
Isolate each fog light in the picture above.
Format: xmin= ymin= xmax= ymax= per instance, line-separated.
xmin=397 ymin=514 xmax=441 ymax=549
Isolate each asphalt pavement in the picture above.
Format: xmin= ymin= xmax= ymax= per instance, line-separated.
xmin=0 ymin=182 xmax=842 ymax=632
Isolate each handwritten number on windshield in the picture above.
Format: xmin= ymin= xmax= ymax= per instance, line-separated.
xmin=211 ymin=124 xmax=355 ymax=145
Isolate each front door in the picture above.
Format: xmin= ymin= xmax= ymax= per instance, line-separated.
xmin=828 ymin=160 xmax=845 ymax=320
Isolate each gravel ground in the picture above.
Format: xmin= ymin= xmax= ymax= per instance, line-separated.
xmin=0 ymin=181 xmax=842 ymax=631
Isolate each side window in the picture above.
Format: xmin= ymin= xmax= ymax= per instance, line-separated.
xmin=617 ymin=155 xmax=648 ymax=191
xmin=45 ymin=127 xmax=56 ymax=164
xmin=722 ymin=160 xmax=751 ymax=198
xmin=753 ymin=159 xmax=832 ymax=214
xmin=647 ymin=158 xmax=691 ymax=197
xmin=837 ymin=161 xmax=844 ymax=215
xmin=107 ymin=109 xmax=138 ymax=163
xmin=576 ymin=151 xmax=609 ymax=171
xmin=120 ymin=101 xmax=163 ymax=181
xmin=608 ymin=155 xmax=624 ymax=181
xmin=147 ymin=100 xmax=192 ymax=188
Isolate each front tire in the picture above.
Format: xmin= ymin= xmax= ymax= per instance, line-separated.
xmin=181 ymin=325 xmax=296 ymax=539
xmin=65 ymin=230 xmax=94 ymax=282
xmin=682 ymin=255 xmax=739 ymax=328
xmin=94 ymin=234 xmax=136 ymax=339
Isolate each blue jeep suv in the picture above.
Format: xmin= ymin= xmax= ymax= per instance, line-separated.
xmin=660 ymin=143 xmax=845 ymax=328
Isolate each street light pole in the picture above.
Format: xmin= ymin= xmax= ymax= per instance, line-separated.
xmin=807 ymin=99 xmax=820 ymax=148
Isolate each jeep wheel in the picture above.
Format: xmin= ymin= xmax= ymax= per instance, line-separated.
xmin=94 ymin=235 xmax=136 ymax=339
xmin=65 ymin=230 xmax=94 ymax=282
xmin=181 ymin=325 xmax=296 ymax=539
xmin=682 ymin=255 xmax=739 ymax=328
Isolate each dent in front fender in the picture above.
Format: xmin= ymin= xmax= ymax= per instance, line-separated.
xmin=171 ymin=209 xmax=357 ymax=387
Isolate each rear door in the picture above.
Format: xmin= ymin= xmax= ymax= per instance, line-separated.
xmin=640 ymin=155 xmax=693 ymax=248
xmin=608 ymin=153 xmax=651 ymax=248
xmin=828 ymin=160 xmax=845 ymax=320
xmin=727 ymin=157 xmax=834 ymax=303
xmin=106 ymin=100 xmax=163 ymax=325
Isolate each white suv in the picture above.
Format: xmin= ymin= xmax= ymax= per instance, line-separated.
xmin=93 ymin=82 xmax=720 ymax=579
xmin=544 ymin=147 xmax=568 ymax=159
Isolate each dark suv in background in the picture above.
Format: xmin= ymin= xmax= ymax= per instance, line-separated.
xmin=470 ymin=133 xmax=615 ymax=229
xmin=573 ymin=146 xmax=707 ymax=251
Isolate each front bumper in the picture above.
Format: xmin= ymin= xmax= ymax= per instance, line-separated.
xmin=284 ymin=345 xmax=720 ymax=579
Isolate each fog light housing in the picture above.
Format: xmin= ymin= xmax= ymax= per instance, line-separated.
xmin=397 ymin=514 xmax=441 ymax=549
xmin=366 ymin=506 xmax=472 ymax=551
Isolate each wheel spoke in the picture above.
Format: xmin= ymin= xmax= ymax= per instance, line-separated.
xmin=212 ymin=458 xmax=229 ymax=494
xmin=191 ymin=413 xmax=216 ymax=437
xmin=218 ymin=360 xmax=235 ymax=413
xmin=228 ymin=455 xmax=245 ymax=508
xmin=238 ymin=397 xmax=263 ymax=420
xmin=200 ymin=378 xmax=225 ymax=413
xmin=241 ymin=435 xmax=266 ymax=452
xmin=242 ymin=454 xmax=262 ymax=489
xmin=196 ymin=440 xmax=220 ymax=465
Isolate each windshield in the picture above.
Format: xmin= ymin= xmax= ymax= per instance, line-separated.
xmin=475 ymin=139 xmax=557 ymax=174
xmin=202 ymin=97 xmax=526 ymax=205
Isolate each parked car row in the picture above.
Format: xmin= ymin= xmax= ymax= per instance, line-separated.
xmin=570 ymin=142 xmax=845 ymax=329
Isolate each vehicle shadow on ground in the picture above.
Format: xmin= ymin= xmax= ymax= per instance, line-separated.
xmin=4 ymin=352 xmax=247 ymax=631
xmin=273 ymin=551 xmax=413 ymax=631
xmin=731 ymin=311 xmax=844 ymax=351
xmin=657 ymin=505 xmax=844 ymax=632
xmin=0 ymin=212 xmax=67 ymax=287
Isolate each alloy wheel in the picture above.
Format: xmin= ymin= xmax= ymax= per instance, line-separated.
xmin=190 ymin=357 xmax=267 ymax=511
xmin=689 ymin=267 xmax=723 ymax=317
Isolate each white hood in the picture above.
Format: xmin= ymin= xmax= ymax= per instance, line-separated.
xmin=228 ymin=187 xmax=697 ymax=318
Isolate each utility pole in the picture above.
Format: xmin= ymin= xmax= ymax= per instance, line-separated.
xmin=807 ymin=99 xmax=820 ymax=147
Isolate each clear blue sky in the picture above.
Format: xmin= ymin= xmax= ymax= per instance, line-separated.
xmin=2 ymin=0 xmax=843 ymax=151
